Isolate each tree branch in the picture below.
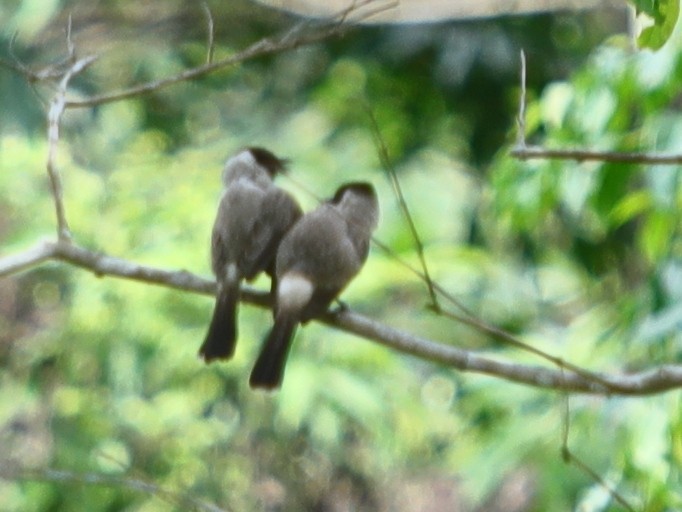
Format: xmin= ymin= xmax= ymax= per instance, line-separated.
xmin=367 ymin=106 xmax=440 ymax=310
xmin=0 ymin=464 xmax=229 ymax=512
xmin=560 ymin=397 xmax=636 ymax=511
xmin=0 ymin=240 xmax=56 ymax=276
xmin=202 ymin=2 xmax=216 ymax=64
xmin=62 ymin=0 xmax=392 ymax=109
xmin=3 ymin=240 xmax=682 ymax=396
xmin=46 ymin=53 xmax=97 ymax=241
xmin=512 ymin=51 xmax=682 ymax=165
xmin=53 ymin=240 xmax=216 ymax=294
xmin=511 ymin=145 xmax=682 ymax=164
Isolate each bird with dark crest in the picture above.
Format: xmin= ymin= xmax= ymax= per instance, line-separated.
xmin=250 ymin=182 xmax=379 ymax=390
xmin=199 ymin=147 xmax=302 ymax=363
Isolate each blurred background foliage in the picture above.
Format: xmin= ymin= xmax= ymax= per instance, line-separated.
xmin=1 ymin=0 xmax=682 ymax=510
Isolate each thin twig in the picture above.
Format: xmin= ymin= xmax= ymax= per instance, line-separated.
xmin=62 ymin=0 xmax=393 ymax=109
xmin=202 ymin=2 xmax=215 ymax=64
xmin=8 ymin=30 xmax=20 ymax=62
xmin=3 ymin=240 xmax=682 ymax=396
xmin=512 ymin=145 xmax=682 ymax=164
xmin=0 ymin=23 xmax=79 ymax=85
xmin=516 ymin=49 xmax=527 ymax=148
xmin=369 ymin=238 xmax=476 ymax=317
xmin=513 ymin=52 xmax=682 ymax=165
xmin=373 ymin=236 xmax=614 ymax=389
xmin=1 ymin=32 xmax=30 ymax=76
xmin=342 ymin=0 xmax=399 ymax=24
xmin=436 ymin=306 xmax=617 ymax=391
xmin=4 ymin=31 xmax=64 ymax=84
xmin=561 ymin=398 xmax=636 ymax=512
xmin=66 ymin=14 xmax=75 ymax=59
xmin=0 ymin=54 xmax=68 ymax=84
xmin=46 ymin=54 xmax=97 ymax=242
xmin=366 ymin=106 xmax=440 ymax=310
xmin=0 ymin=464 xmax=229 ymax=512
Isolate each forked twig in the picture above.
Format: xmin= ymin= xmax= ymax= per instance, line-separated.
xmin=60 ymin=0 xmax=395 ymax=109
xmin=366 ymin=106 xmax=440 ymax=310
xmin=46 ymin=53 xmax=98 ymax=241
xmin=512 ymin=50 xmax=682 ymax=165
xmin=561 ymin=397 xmax=636 ymax=511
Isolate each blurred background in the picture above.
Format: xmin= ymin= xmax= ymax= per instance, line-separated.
xmin=1 ymin=0 xmax=682 ymax=510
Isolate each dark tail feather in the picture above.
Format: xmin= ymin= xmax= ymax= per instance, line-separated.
xmin=198 ymin=283 xmax=239 ymax=362
xmin=249 ymin=315 xmax=297 ymax=390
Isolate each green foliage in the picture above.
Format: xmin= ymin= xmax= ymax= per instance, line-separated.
xmin=632 ymin=0 xmax=680 ymax=50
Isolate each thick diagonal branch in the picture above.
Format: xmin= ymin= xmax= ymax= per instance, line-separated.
xmin=2 ymin=240 xmax=682 ymax=396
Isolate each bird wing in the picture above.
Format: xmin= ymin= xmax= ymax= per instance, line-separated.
xmin=241 ymin=187 xmax=302 ymax=280
xmin=210 ymin=216 xmax=229 ymax=277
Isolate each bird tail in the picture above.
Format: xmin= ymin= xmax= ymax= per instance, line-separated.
xmin=249 ymin=314 xmax=297 ymax=390
xmin=198 ymin=281 xmax=239 ymax=362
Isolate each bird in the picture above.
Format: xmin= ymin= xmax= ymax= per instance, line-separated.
xmin=250 ymin=182 xmax=379 ymax=390
xmin=198 ymin=147 xmax=302 ymax=363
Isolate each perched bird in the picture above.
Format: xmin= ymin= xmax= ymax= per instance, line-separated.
xmin=250 ymin=182 xmax=379 ymax=390
xmin=199 ymin=147 xmax=302 ymax=363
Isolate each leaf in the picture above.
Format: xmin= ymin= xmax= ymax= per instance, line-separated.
xmin=640 ymin=210 xmax=674 ymax=263
xmin=637 ymin=0 xmax=680 ymax=50
xmin=608 ymin=190 xmax=653 ymax=227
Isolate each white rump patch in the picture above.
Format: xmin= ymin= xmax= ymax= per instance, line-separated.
xmin=225 ymin=263 xmax=239 ymax=283
xmin=278 ymin=273 xmax=313 ymax=312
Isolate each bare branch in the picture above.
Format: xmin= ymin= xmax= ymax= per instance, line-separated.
xmin=513 ymin=53 xmax=682 ymax=165
xmin=339 ymin=0 xmax=399 ymax=24
xmin=46 ymin=54 xmax=97 ymax=242
xmin=0 ymin=464 xmax=229 ymax=512
xmin=3 ymin=240 xmax=682 ymax=396
xmin=331 ymin=308 xmax=682 ymax=395
xmin=52 ymin=240 xmax=216 ymax=294
xmin=372 ymin=235 xmax=615 ymax=390
xmin=0 ymin=26 xmax=80 ymax=85
xmin=435 ymin=307 xmax=617 ymax=391
xmin=0 ymin=32 xmax=48 ymax=83
xmin=202 ymin=2 xmax=216 ymax=64
xmin=563 ymin=453 xmax=635 ymax=511
xmin=0 ymin=241 xmax=56 ymax=276
xmin=66 ymin=14 xmax=75 ymax=59
xmin=63 ymin=1 xmax=390 ymax=109
xmin=561 ymin=398 xmax=636 ymax=511
xmin=367 ymin=107 xmax=440 ymax=310
xmin=516 ymin=49 xmax=527 ymax=148
xmin=62 ymin=28 xmax=316 ymax=108
xmin=511 ymin=145 xmax=682 ymax=165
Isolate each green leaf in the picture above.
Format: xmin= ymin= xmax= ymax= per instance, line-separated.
xmin=637 ymin=0 xmax=680 ymax=50
xmin=641 ymin=210 xmax=674 ymax=263
xmin=608 ymin=190 xmax=653 ymax=227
